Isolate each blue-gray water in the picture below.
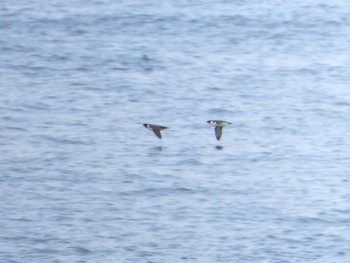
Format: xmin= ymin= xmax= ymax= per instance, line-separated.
xmin=2 ymin=1 xmax=350 ymax=262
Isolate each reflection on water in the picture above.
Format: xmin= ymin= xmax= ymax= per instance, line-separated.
xmin=215 ymin=145 xmax=224 ymax=150
xmin=151 ymin=146 xmax=163 ymax=151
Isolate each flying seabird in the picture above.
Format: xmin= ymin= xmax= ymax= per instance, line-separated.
xmin=207 ymin=120 xmax=232 ymax=140
xmin=143 ymin=123 xmax=169 ymax=139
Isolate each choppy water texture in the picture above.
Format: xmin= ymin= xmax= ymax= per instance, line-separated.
xmin=2 ymin=0 xmax=350 ymax=262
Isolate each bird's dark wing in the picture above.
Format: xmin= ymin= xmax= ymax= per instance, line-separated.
xmin=215 ymin=126 xmax=223 ymax=140
xmin=153 ymin=129 xmax=162 ymax=139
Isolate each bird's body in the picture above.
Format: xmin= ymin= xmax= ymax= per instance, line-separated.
xmin=207 ymin=120 xmax=232 ymax=140
xmin=143 ymin=124 xmax=168 ymax=139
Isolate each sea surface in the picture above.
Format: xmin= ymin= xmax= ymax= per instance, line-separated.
xmin=2 ymin=0 xmax=350 ymax=262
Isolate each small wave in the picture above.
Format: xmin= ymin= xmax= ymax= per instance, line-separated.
xmin=69 ymin=246 xmax=92 ymax=255
xmin=39 ymin=135 xmax=95 ymax=146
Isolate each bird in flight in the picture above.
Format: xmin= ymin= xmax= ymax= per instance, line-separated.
xmin=207 ymin=120 xmax=232 ymax=140
xmin=143 ymin=124 xmax=169 ymax=139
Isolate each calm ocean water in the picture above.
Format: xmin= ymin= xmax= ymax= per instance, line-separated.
xmin=2 ymin=0 xmax=350 ymax=262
